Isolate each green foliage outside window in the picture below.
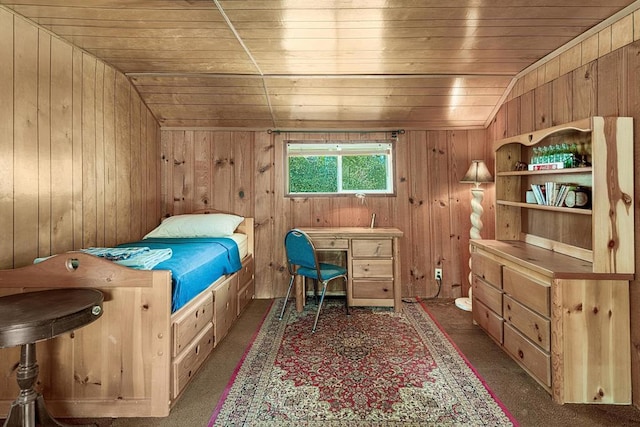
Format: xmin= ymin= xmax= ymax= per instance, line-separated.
xmin=286 ymin=142 xmax=393 ymax=195
xmin=342 ymin=155 xmax=387 ymax=191
xmin=288 ymin=156 xmax=338 ymax=193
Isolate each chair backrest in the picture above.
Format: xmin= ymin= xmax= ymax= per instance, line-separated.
xmin=284 ymin=229 xmax=319 ymax=274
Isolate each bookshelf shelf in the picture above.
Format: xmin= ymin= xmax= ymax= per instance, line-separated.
xmin=496 ymin=200 xmax=592 ymax=215
xmin=492 ymin=116 xmax=634 ymax=266
xmin=496 ymin=167 xmax=592 ymax=177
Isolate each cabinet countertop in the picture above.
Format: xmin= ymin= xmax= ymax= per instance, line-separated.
xmin=471 ymin=239 xmax=634 ymax=281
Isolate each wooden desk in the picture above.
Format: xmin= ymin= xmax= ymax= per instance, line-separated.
xmin=297 ymin=227 xmax=403 ymax=312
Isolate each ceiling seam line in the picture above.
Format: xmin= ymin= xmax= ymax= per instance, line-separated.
xmin=211 ymin=0 xmax=263 ymax=75
xmin=210 ymin=1 xmax=276 ymax=127
xmin=124 ymin=72 xmax=513 ymax=79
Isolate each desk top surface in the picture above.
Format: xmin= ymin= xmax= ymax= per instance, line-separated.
xmin=0 ymin=288 xmax=103 ymax=348
xmin=298 ymin=227 xmax=403 ymax=238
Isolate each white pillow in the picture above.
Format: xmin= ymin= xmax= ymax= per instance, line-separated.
xmin=143 ymin=213 xmax=244 ymax=239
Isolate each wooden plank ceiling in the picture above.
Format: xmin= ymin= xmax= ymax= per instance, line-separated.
xmin=1 ymin=0 xmax=636 ymax=130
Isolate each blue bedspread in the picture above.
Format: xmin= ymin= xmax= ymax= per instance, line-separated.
xmin=118 ymin=238 xmax=242 ymax=313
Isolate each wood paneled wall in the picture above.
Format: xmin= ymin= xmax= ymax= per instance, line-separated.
xmin=489 ymin=39 xmax=640 ymax=408
xmin=160 ymin=129 xmax=494 ymax=300
xmin=0 ymin=9 xmax=161 ymax=269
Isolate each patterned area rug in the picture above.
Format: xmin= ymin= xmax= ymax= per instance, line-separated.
xmin=209 ymin=299 xmax=517 ymax=426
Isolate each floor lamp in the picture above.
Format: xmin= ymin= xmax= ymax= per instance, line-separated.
xmin=455 ymin=160 xmax=493 ymax=312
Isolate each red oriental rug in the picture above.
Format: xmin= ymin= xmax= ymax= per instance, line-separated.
xmin=209 ymin=299 xmax=517 ymax=426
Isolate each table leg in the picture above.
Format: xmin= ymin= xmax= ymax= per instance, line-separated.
xmin=3 ymin=343 xmax=96 ymax=427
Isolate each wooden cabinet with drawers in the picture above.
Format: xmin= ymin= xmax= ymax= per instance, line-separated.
xmin=471 ymin=241 xmax=631 ymax=404
xmin=298 ymin=227 xmax=403 ymax=312
xmin=351 ymin=238 xmax=395 ymax=307
xmin=470 ymin=117 xmax=634 ymax=405
xmin=169 ymin=253 xmax=254 ymax=401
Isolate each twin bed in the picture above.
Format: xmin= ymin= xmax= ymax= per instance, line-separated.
xmin=0 ymin=212 xmax=255 ymax=418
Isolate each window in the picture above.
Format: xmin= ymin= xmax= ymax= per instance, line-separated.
xmin=286 ymin=141 xmax=394 ymax=196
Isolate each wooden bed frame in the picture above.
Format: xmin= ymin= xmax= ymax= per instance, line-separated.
xmin=0 ymin=217 xmax=254 ymax=418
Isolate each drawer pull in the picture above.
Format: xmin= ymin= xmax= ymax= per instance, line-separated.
xmin=195 ymin=344 xmax=200 ymax=355
xmin=518 ymin=349 xmax=524 ymax=359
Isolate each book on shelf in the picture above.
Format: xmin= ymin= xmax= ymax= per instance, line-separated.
xmin=530 ymin=184 xmax=546 ymax=205
xmin=529 ymin=183 xmax=580 ymax=207
xmin=527 ymin=162 xmax=565 ymax=171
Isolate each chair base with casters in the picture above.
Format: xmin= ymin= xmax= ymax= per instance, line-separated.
xmin=279 ymin=229 xmax=348 ymax=332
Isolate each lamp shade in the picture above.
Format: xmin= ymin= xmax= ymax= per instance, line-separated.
xmin=460 ymin=160 xmax=493 ymax=184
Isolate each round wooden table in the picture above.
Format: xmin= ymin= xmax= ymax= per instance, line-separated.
xmin=0 ymin=288 xmax=103 ymax=427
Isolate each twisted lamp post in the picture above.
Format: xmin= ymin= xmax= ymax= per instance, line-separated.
xmin=455 ymin=160 xmax=493 ymax=312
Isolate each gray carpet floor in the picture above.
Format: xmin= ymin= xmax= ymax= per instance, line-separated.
xmin=5 ymin=298 xmax=640 ymax=426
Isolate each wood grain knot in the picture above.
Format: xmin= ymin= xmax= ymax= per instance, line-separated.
xmin=608 ymin=239 xmax=616 ymax=249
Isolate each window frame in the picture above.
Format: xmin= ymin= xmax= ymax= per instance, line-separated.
xmin=284 ymin=140 xmax=396 ymax=197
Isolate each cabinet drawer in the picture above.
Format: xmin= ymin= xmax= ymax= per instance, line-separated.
xmin=504 ymin=323 xmax=551 ymax=387
xmin=352 ymin=280 xmax=393 ymax=299
xmin=352 ymin=259 xmax=393 ymax=278
xmin=503 ymin=267 xmax=550 ymax=316
xmin=503 ymin=295 xmax=550 ymax=352
xmin=352 ymin=239 xmax=392 ymax=258
xmin=171 ymin=291 xmax=213 ymax=357
xmin=472 ymin=275 xmax=502 ymax=314
xmin=472 ymin=298 xmax=503 ymax=344
xmin=238 ymin=255 xmax=254 ymax=287
xmin=313 ymin=238 xmax=349 ymax=250
xmin=471 ymin=252 xmax=502 ymax=288
xmin=172 ymin=322 xmax=214 ymax=398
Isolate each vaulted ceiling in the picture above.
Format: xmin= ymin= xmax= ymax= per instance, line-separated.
xmin=2 ymin=1 xmax=637 ymax=130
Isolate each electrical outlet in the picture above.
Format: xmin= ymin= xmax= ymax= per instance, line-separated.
xmin=434 ymin=268 xmax=443 ymax=280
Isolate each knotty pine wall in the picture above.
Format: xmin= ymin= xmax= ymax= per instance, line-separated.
xmin=0 ymin=9 xmax=161 ymax=270
xmin=160 ymin=129 xmax=494 ymax=300
xmin=488 ymin=39 xmax=640 ymax=408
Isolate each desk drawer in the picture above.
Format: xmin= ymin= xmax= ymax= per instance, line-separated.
xmin=313 ymin=238 xmax=349 ymax=250
xmin=472 ymin=275 xmax=502 ymax=314
xmin=503 ymin=266 xmax=550 ymax=316
xmin=352 ymin=259 xmax=393 ymax=278
xmin=504 ymin=295 xmax=550 ymax=352
xmin=352 ymin=280 xmax=393 ymax=299
xmin=172 ymin=322 xmax=214 ymax=398
xmin=504 ymin=323 xmax=551 ymax=387
xmin=352 ymin=239 xmax=392 ymax=258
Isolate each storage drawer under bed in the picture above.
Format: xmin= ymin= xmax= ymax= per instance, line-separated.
xmin=171 ymin=291 xmax=213 ymax=357
xmin=172 ymin=322 xmax=214 ymax=399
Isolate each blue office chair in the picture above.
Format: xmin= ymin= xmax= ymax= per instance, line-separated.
xmin=280 ymin=229 xmax=348 ymax=332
